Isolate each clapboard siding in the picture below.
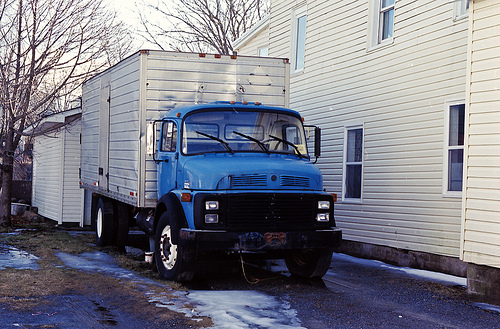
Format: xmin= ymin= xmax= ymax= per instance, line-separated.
xmin=32 ymin=134 xmax=62 ymax=221
xmin=32 ymin=116 xmax=83 ymax=225
xmin=235 ymin=23 xmax=270 ymax=56
xmin=464 ymin=0 xmax=500 ymax=270
xmin=61 ymin=124 xmax=83 ymax=224
xmin=267 ymin=0 xmax=468 ymax=257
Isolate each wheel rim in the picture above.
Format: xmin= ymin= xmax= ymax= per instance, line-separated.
xmin=96 ymin=207 xmax=103 ymax=238
xmin=160 ymin=225 xmax=177 ymax=270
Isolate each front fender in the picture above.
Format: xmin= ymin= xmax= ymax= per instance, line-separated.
xmin=155 ymin=193 xmax=187 ymax=244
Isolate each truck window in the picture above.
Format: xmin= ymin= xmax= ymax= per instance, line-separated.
xmin=161 ymin=121 xmax=177 ymax=152
xmin=182 ymin=109 xmax=308 ymax=157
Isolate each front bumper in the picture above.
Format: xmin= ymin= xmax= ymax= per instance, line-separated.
xmin=178 ymin=228 xmax=342 ymax=252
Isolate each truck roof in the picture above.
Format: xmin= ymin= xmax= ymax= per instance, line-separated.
xmin=163 ymin=102 xmax=301 ymax=120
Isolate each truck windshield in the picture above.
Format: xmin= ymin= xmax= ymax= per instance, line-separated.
xmin=182 ymin=109 xmax=308 ymax=157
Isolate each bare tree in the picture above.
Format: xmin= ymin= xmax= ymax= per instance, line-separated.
xmin=0 ymin=0 xmax=133 ymax=226
xmin=138 ymin=0 xmax=269 ymax=54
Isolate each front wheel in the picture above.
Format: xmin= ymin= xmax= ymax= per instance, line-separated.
xmin=285 ymin=248 xmax=333 ymax=278
xmin=154 ymin=212 xmax=194 ymax=281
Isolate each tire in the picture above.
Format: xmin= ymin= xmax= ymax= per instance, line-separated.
xmin=95 ymin=197 xmax=115 ymax=247
xmin=285 ymin=248 xmax=333 ymax=278
xmin=154 ymin=212 xmax=195 ymax=281
xmin=114 ymin=202 xmax=130 ymax=248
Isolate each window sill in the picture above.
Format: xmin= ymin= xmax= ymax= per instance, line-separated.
xmin=453 ymin=14 xmax=469 ymax=22
xmin=340 ymin=198 xmax=362 ymax=204
xmin=367 ymin=37 xmax=394 ymax=53
xmin=442 ymin=191 xmax=462 ymax=199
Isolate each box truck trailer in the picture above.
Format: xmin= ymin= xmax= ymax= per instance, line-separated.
xmin=80 ymin=50 xmax=341 ymax=281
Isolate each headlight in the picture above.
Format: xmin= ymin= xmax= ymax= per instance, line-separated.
xmin=318 ymin=201 xmax=330 ymax=210
xmin=205 ymin=201 xmax=219 ymax=210
xmin=205 ymin=214 xmax=219 ymax=223
xmin=316 ymin=213 xmax=329 ymax=222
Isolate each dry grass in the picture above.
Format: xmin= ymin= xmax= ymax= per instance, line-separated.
xmin=0 ymin=224 xmax=210 ymax=327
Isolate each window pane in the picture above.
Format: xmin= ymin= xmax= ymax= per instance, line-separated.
xmin=448 ymin=149 xmax=463 ymax=191
xmin=382 ymin=0 xmax=395 ymax=8
xmin=161 ymin=122 xmax=177 ymax=152
xmin=346 ymin=164 xmax=362 ymax=199
xmin=295 ymin=15 xmax=306 ymax=70
xmin=381 ymin=9 xmax=394 ymax=40
xmin=449 ymin=104 xmax=465 ymax=146
xmin=347 ymin=129 xmax=363 ymax=163
xmin=258 ymin=47 xmax=268 ymax=57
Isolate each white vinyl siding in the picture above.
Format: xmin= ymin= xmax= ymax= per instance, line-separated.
xmin=32 ymin=118 xmax=83 ymax=225
xmin=234 ymin=24 xmax=270 ymax=56
xmin=462 ymin=0 xmax=500 ymax=268
xmin=32 ymin=134 xmax=62 ymax=222
xmin=270 ymin=0 xmax=468 ymax=257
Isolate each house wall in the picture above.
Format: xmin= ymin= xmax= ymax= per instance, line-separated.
xmin=32 ymin=133 xmax=63 ymax=222
xmin=463 ymin=0 xmax=500 ymax=303
xmin=235 ymin=24 xmax=270 ymax=56
xmin=269 ymin=0 xmax=469 ymax=260
xmin=61 ymin=122 xmax=83 ymax=224
xmin=32 ymin=120 xmax=83 ymax=225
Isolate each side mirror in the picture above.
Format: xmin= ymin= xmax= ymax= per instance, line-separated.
xmin=314 ymin=127 xmax=321 ymax=158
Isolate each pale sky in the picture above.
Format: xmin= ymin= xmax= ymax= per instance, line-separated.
xmin=107 ymin=0 xmax=162 ymax=50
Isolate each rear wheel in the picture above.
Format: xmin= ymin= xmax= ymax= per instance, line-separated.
xmin=285 ymin=248 xmax=333 ymax=278
xmin=95 ymin=197 xmax=115 ymax=246
xmin=154 ymin=212 xmax=194 ymax=281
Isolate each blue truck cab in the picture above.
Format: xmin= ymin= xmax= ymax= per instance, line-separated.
xmin=141 ymin=101 xmax=341 ymax=281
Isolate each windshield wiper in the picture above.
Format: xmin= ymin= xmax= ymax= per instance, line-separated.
xmin=196 ymin=131 xmax=233 ymax=154
xmin=268 ymin=134 xmax=306 ymax=159
xmin=232 ymin=131 xmax=270 ymax=154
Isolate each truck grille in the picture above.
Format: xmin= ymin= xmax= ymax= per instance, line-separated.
xmin=280 ymin=175 xmax=309 ymax=187
xmin=226 ymin=193 xmax=315 ymax=231
xmin=231 ymin=174 xmax=267 ymax=187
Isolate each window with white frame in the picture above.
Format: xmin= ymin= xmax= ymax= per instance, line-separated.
xmin=343 ymin=127 xmax=363 ymax=200
xmin=454 ymin=0 xmax=469 ymax=20
xmin=258 ymin=47 xmax=269 ymax=57
xmin=445 ymin=103 xmax=465 ymax=193
xmin=367 ymin=0 xmax=395 ymax=49
xmin=291 ymin=6 xmax=307 ymax=72
xmin=379 ymin=0 xmax=395 ymax=43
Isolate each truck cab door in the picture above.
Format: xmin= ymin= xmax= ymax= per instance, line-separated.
xmin=157 ymin=121 xmax=178 ymax=197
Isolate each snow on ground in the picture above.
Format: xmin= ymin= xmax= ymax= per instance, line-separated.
xmin=331 ymin=253 xmax=467 ymax=287
xmin=150 ymin=290 xmax=304 ymax=329
xmin=0 ymin=244 xmax=39 ymax=270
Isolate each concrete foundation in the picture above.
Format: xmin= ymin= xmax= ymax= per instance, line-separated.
xmin=334 ymin=240 xmax=467 ymax=278
xmin=467 ymin=263 xmax=500 ymax=306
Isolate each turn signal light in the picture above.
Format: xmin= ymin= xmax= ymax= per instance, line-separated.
xmin=181 ymin=193 xmax=192 ymax=202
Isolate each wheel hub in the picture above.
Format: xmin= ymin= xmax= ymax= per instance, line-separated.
xmin=159 ymin=225 xmax=178 ymax=270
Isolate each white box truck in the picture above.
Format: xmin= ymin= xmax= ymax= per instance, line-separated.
xmin=81 ymin=50 xmax=341 ymax=281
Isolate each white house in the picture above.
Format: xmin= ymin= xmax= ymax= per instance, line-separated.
xmin=462 ymin=0 xmax=500 ymax=304
xmin=30 ymin=108 xmax=86 ymax=226
xmin=235 ymin=0 xmax=500 ymax=303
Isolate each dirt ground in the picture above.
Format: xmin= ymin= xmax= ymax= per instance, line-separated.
xmin=0 ymin=215 xmax=212 ymax=328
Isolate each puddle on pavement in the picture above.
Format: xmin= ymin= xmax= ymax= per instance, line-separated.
xmin=0 ymin=244 xmax=39 ymax=270
xmin=56 ymin=251 xmax=139 ymax=281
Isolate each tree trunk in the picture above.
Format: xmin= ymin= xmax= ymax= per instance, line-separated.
xmin=0 ymin=166 xmax=13 ymax=227
xmin=0 ymin=139 xmax=14 ymax=227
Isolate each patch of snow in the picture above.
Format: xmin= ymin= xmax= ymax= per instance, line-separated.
xmin=149 ymin=290 xmax=304 ymax=328
xmin=472 ymin=302 xmax=500 ymax=314
xmin=0 ymin=245 xmax=39 ymax=270
xmin=331 ymin=253 xmax=467 ymax=287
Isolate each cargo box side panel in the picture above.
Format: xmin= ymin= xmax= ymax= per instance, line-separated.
xmin=142 ymin=51 xmax=289 ymax=204
xmin=107 ymin=54 xmax=142 ymax=205
xmin=81 ymin=77 xmax=101 ymax=191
